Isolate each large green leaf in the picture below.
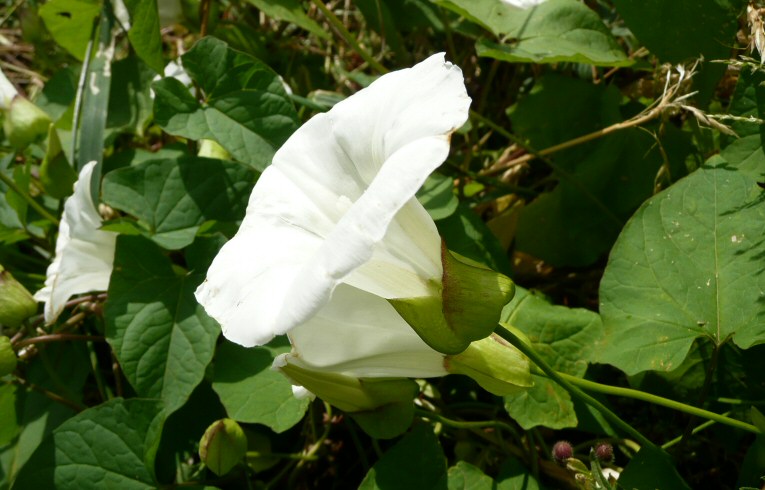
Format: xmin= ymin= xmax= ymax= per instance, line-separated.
xmin=122 ymin=0 xmax=165 ymax=73
xmin=502 ymin=287 xmax=603 ymax=429
xmin=211 ymin=338 xmax=310 ymax=433
xmin=153 ymin=37 xmax=298 ymax=171
xmin=598 ymin=160 xmax=765 ymax=375
xmin=437 ymin=204 xmax=512 ymax=275
xmin=619 ymin=446 xmax=690 ymax=490
xmin=39 ymin=0 xmax=100 ymax=61
xmin=106 ymin=54 xmax=156 ymax=137
xmin=246 ymin=0 xmax=329 ymax=39
xmin=511 ymin=75 xmax=674 ymax=267
xmin=13 ymin=399 xmax=164 ymax=489
xmin=105 ymin=236 xmax=220 ymax=413
xmin=438 ymin=0 xmax=629 ymax=66
xmin=613 ymin=0 xmax=743 ymax=63
xmin=359 ymin=424 xmax=448 ymax=490
xmin=102 ymin=156 xmax=254 ymax=250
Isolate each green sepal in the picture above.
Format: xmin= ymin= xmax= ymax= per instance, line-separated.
xmin=0 ymin=336 xmax=17 ymax=377
xmin=350 ymin=396 xmax=416 ymax=439
xmin=276 ymin=358 xmax=419 ymax=414
xmin=0 ymin=264 xmax=37 ymax=328
xmin=40 ymin=124 xmax=77 ymax=199
xmin=390 ymin=244 xmax=515 ymax=355
xmin=3 ymin=96 xmax=52 ymax=149
xmin=445 ymin=334 xmax=533 ymax=395
xmin=198 ymin=139 xmax=232 ymax=160
xmin=199 ymin=418 xmax=248 ymax=476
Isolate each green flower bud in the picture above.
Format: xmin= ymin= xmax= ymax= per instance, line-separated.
xmin=3 ymin=96 xmax=52 ymax=150
xmin=0 ymin=336 xmax=17 ymax=377
xmin=445 ymin=334 xmax=532 ymax=395
xmin=390 ymin=244 xmax=515 ymax=355
xmin=0 ymin=265 xmax=37 ymax=328
xmin=199 ymin=418 xmax=247 ymax=476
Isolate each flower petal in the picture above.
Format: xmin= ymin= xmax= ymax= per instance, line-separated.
xmin=0 ymin=68 xmax=18 ymax=110
xmin=196 ymin=53 xmax=470 ymax=346
xmin=285 ymin=284 xmax=447 ymax=378
xmin=34 ymin=162 xmax=116 ymax=323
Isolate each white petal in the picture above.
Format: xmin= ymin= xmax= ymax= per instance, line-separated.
xmin=286 ymin=285 xmax=447 ymax=378
xmin=34 ymin=162 xmax=116 ymax=323
xmin=0 ymin=67 xmax=18 ymax=110
xmin=196 ymin=53 xmax=470 ymax=345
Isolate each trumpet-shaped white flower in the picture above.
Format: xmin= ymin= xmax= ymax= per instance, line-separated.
xmin=195 ymin=53 xmax=471 ymax=348
xmin=196 ymin=54 xmax=531 ymax=405
xmin=34 ymin=162 xmax=116 ymax=323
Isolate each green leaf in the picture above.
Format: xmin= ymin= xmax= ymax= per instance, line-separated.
xmin=105 ymin=236 xmax=220 ymax=413
xmin=511 ymin=75 xmax=673 ymax=267
xmin=359 ymin=424 xmax=448 ymax=490
xmin=613 ymin=0 xmax=743 ymax=63
xmin=720 ymin=69 xmax=765 ymax=180
xmin=122 ymin=0 xmax=165 ymax=73
xmin=619 ymin=446 xmax=690 ymax=490
xmin=496 ymin=457 xmax=542 ymax=490
xmin=418 ymin=173 xmax=458 ymax=220
xmin=13 ymin=398 xmax=164 ymax=489
xmin=102 ymin=156 xmax=255 ymax=250
xmin=439 ymin=0 xmax=629 ymax=66
xmin=106 ymin=54 xmax=156 ymax=137
xmin=502 ymin=287 xmax=603 ymax=429
xmin=211 ymin=338 xmax=310 ymax=433
xmin=599 ymin=161 xmax=765 ymax=375
xmin=447 ymin=461 xmax=493 ymax=490
xmin=246 ymin=0 xmax=330 ymax=39
xmin=39 ymin=0 xmax=100 ymax=61
xmin=0 ymin=384 xmax=19 ymax=447
xmin=153 ymin=37 xmax=298 ymax=171
xmin=40 ymin=125 xmax=77 ymax=199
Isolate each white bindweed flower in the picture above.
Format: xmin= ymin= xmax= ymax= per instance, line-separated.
xmin=501 ymin=0 xmax=546 ymax=8
xmin=195 ymin=53 xmax=470 ymax=348
xmin=196 ymin=54 xmax=531 ymax=408
xmin=34 ymin=162 xmax=116 ymax=323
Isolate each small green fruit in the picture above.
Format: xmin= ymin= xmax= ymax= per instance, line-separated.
xmin=199 ymin=418 xmax=247 ymax=476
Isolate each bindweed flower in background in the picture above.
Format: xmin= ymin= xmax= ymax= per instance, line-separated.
xmin=196 ymin=54 xmax=530 ymax=413
xmin=34 ymin=162 xmax=116 ymax=324
xmin=501 ymin=0 xmax=546 ymax=8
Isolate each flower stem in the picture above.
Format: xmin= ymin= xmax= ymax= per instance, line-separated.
xmin=0 ymin=170 xmax=60 ymax=225
xmin=661 ymin=416 xmax=720 ymax=450
xmin=494 ymin=325 xmax=656 ymax=449
xmin=414 ymin=407 xmax=521 ymax=443
xmin=310 ymin=0 xmax=388 ymax=74
xmin=556 ymin=372 xmax=761 ymax=436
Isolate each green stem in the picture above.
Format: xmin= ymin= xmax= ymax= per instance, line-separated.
xmin=557 ymin=372 xmax=761 ymax=436
xmin=661 ymin=416 xmax=721 ymax=450
xmin=310 ymin=0 xmax=388 ymax=74
xmin=414 ymin=408 xmax=521 ymax=443
xmin=495 ymin=325 xmax=656 ymax=449
xmin=0 ymin=171 xmax=60 ymax=225
xmin=246 ymin=451 xmax=318 ymax=461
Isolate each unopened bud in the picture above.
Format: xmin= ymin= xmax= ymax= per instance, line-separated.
xmin=4 ymin=96 xmax=52 ymax=149
xmin=199 ymin=418 xmax=247 ymax=476
xmin=0 ymin=265 xmax=37 ymax=328
xmin=552 ymin=440 xmax=573 ymax=464
xmin=593 ymin=442 xmax=614 ymax=463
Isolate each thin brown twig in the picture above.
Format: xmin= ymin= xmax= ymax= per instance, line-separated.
xmin=13 ymin=377 xmax=85 ymax=412
xmin=14 ymin=333 xmax=104 ymax=349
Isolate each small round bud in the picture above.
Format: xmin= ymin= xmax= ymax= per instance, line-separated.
xmin=594 ymin=442 xmax=614 ymax=463
xmin=552 ymin=440 xmax=573 ymax=464
xmin=199 ymin=418 xmax=247 ymax=476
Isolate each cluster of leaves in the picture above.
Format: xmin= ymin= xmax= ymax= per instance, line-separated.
xmin=1 ymin=0 xmax=765 ymax=488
